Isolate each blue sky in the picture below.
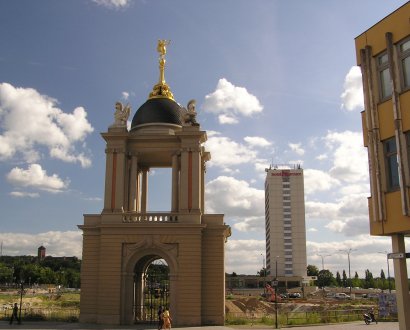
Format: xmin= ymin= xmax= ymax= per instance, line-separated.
xmin=1 ymin=0 xmax=409 ymax=277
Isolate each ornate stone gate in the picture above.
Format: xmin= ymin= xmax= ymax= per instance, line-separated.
xmin=78 ymin=41 xmax=230 ymax=326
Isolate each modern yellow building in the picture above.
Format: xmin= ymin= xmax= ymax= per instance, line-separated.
xmin=78 ymin=41 xmax=230 ymax=326
xmin=355 ymin=3 xmax=410 ymax=329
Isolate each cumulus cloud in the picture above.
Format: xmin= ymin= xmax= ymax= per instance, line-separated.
xmin=9 ymin=191 xmax=39 ymax=198
xmin=0 ymin=230 xmax=82 ymax=257
xmin=341 ymin=66 xmax=364 ymax=111
xmin=91 ymin=0 xmax=131 ymax=9
xmin=244 ymin=136 xmax=272 ymax=148
xmin=205 ymin=132 xmax=258 ymax=170
xmin=0 ymin=83 xmax=94 ymax=167
xmin=202 ymin=78 xmax=263 ymax=124
xmin=304 ymin=169 xmax=340 ymax=195
xmin=6 ymin=164 xmax=69 ymax=193
xmin=206 ymin=176 xmax=264 ymax=216
xmin=226 ymin=239 xmax=265 ymax=274
xmin=324 ymin=131 xmax=368 ymax=182
xmin=288 ymin=142 xmax=305 ymax=156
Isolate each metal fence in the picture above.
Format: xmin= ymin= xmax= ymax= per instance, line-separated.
xmin=2 ymin=307 xmax=79 ymax=322
xmin=226 ymin=308 xmax=396 ymax=326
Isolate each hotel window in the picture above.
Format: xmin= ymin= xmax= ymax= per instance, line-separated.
xmin=384 ymin=137 xmax=399 ymax=190
xmin=377 ymin=53 xmax=392 ymax=100
xmin=399 ymin=38 xmax=410 ymax=89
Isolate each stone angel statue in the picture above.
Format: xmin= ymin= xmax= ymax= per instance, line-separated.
xmin=182 ymin=99 xmax=199 ymax=126
xmin=113 ymin=102 xmax=131 ymax=127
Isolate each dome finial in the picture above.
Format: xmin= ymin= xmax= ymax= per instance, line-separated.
xmin=149 ymin=40 xmax=174 ymax=100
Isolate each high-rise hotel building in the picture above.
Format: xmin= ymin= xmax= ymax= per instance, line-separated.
xmin=265 ymin=165 xmax=307 ymax=281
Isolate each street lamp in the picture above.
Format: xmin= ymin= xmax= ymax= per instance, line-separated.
xmin=261 ymin=253 xmax=266 ymax=294
xmin=339 ymin=248 xmax=357 ymax=297
xmin=378 ymin=251 xmax=392 ymax=293
xmin=18 ymin=278 xmax=24 ymax=324
xmin=317 ymin=254 xmax=332 ymax=270
xmin=275 ymin=256 xmax=279 ymax=329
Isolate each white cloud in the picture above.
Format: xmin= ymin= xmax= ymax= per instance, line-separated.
xmin=244 ymin=136 xmax=272 ymax=148
xmin=6 ymin=164 xmax=69 ymax=193
xmin=324 ymin=131 xmax=368 ymax=183
xmin=122 ymin=91 xmax=130 ymax=100
xmin=306 ymin=236 xmax=407 ymax=276
xmin=91 ymin=0 xmax=131 ymax=9
xmin=340 ymin=66 xmax=364 ymax=111
xmin=304 ymin=169 xmax=340 ymax=195
xmin=0 ymin=231 xmax=82 ymax=257
xmin=202 ymin=78 xmax=263 ymax=124
xmin=0 ymin=83 xmax=94 ymax=167
xmin=218 ymin=114 xmax=238 ymax=124
xmin=205 ymin=132 xmax=258 ymax=170
xmin=9 ymin=191 xmax=40 ymax=198
xmin=226 ymin=239 xmax=265 ymax=274
xmin=205 ymin=176 xmax=264 ymax=231
xmin=288 ymin=142 xmax=305 ymax=156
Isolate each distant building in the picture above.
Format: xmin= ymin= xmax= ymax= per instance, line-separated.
xmin=264 ymin=165 xmax=307 ymax=283
xmin=37 ymin=246 xmax=46 ymax=260
xmin=355 ymin=2 xmax=410 ymax=328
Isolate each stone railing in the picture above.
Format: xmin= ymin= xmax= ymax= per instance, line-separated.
xmin=122 ymin=212 xmax=178 ymax=223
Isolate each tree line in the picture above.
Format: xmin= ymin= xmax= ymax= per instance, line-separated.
xmin=307 ymin=265 xmax=395 ymax=291
xmin=0 ymin=256 xmax=81 ymax=288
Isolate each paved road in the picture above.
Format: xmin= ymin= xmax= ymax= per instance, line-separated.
xmin=0 ymin=321 xmax=399 ymax=330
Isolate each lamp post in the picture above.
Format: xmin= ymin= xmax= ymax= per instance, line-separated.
xmin=261 ymin=253 xmax=266 ymax=295
xmin=378 ymin=251 xmax=392 ymax=293
xmin=317 ymin=254 xmax=332 ymax=271
xmin=275 ymin=256 xmax=278 ymax=329
xmin=18 ymin=279 xmax=23 ymax=324
xmin=339 ymin=248 xmax=356 ymax=297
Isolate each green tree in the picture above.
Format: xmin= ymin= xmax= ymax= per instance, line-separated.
xmin=380 ymin=269 xmax=386 ymax=280
xmin=342 ymin=270 xmax=347 ymax=287
xmin=0 ymin=263 xmax=13 ymax=283
xmin=257 ymin=268 xmax=267 ymax=277
xmin=317 ymin=269 xmax=335 ymax=288
xmin=351 ymin=272 xmax=362 ymax=288
xmin=307 ymin=265 xmax=319 ymax=277
xmin=364 ymin=269 xmax=375 ymax=288
xmin=335 ymin=271 xmax=342 ymax=287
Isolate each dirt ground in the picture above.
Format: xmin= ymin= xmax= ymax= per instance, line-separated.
xmin=225 ymin=295 xmax=377 ymax=316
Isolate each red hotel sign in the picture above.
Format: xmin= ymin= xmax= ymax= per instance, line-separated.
xmin=271 ymin=172 xmax=302 ymax=176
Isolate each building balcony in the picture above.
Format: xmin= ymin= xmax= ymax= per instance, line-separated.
xmin=122 ymin=212 xmax=179 ymax=223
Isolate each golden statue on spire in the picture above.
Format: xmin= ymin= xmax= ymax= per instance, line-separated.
xmin=149 ymin=39 xmax=174 ymax=100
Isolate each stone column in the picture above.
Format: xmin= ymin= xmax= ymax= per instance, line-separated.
xmin=190 ymin=147 xmax=202 ymax=212
xmin=103 ymin=148 xmax=114 ymax=212
xmin=114 ymin=149 xmax=126 ymax=212
xmin=103 ymin=148 xmax=126 ymax=212
xmin=171 ymin=153 xmax=180 ymax=212
xmin=179 ymin=149 xmax=189 ymax=212
xmin=391 ymin=234 xmax=410 ymax=330
xmin=141 ymin=168 xmax=149 ymax=213
xmin=128 ymin=155 xmax=138 ymax=212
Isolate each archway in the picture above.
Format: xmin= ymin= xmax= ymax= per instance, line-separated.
xmin=120 ymin=242 xmax=178 ymax=325
xmin=134 ymin=257 xmax=169 ymax=324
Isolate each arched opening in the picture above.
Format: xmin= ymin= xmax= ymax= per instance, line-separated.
xmin=133 ymin=256 xmax=170 ymax=324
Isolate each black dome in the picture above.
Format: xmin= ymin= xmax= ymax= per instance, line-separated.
xmin=130 ymin=98 xmax=182 ymax=130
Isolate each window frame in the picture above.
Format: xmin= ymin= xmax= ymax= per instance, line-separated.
xmin=384 ymin=137 xmax=400 ymax=191
xmin=377 ymin=52 xmax=392 ymax=101
xmin=398 ymin=37 xmax=410 ymax=91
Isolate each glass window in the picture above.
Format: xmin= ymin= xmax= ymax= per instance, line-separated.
xmin=384 ymin=137 xmax=399 ymax=189
xmin=399 ymin=39 xmax=410 ymax=89
xmin=378 ymin=53 xmax=392 ymax=99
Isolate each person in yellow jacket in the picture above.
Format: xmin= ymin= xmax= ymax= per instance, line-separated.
xmin=162 ymin=308 xmax=172 ymax=329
